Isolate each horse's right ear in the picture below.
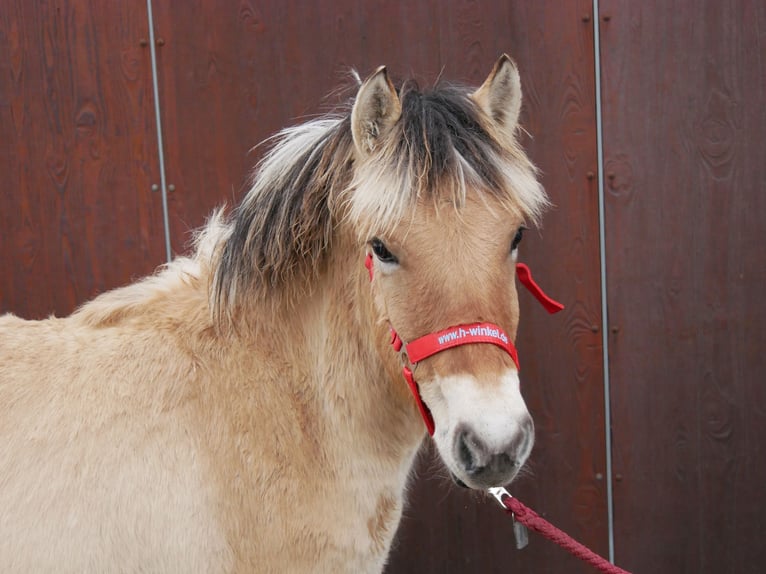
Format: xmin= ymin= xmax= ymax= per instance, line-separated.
xmin=471 ymin=54 xmax=523 ymax=140
xmin=351 ymin=66 xmax=401 ymax=157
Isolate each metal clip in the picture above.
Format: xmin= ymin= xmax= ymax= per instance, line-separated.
xmin=513 ymin=520 xmax=529 ymax=549
xmin=488 ymin=486 xmax=511 ymax=508
xmin=488 ymin=487 xmax=529 ymax=550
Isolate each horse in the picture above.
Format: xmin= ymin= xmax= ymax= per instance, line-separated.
xmin=0 ymin=55 xmax=550 ymax=573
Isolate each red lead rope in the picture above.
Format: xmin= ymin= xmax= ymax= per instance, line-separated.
xmin=492 ymin=489 xmax=632 ymax=574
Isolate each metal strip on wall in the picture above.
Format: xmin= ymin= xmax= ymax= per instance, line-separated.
xmin=592 ymin=0 xmax=615 ymax=563
xmin=146 ymin=0 xmax=172 ymax=263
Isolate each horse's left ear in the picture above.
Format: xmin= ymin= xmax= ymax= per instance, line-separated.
xmin=351 ymin=66 xmax=402 ymax=157
xmin=471 ymin=54 xmax=523 ymax=139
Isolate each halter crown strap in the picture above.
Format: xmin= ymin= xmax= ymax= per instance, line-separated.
xmin=364 ymin=252 xmax=374 ymax=281
xmin=515 ymin=263 xmax=565 ymax=314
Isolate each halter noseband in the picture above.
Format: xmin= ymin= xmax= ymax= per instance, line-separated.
xmin=364 ymin=253 xmax=563 ymax=436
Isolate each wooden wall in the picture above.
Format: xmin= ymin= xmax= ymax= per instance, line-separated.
xmin=1 ymin=1 xmax=763 ymax=572
xmin=0 ymin=0 xmax=165 ymax=319
xmin=600 ymin=1 xmax=766 ymax=571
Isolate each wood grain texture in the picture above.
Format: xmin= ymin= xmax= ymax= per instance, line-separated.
xmin=600 ymin=1 xmax=766 ymax=572
xmin=150 ymin=1 xmax=606 ymax=572
xmin=0 ymin=0 xmax=165 ymax=319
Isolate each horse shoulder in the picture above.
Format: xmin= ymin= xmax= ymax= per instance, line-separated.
xmin=0 ymin=271 xmax=236 ymax=572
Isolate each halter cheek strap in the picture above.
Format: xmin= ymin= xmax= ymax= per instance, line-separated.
xmin=365 ymin=253 xmax=563 ymax=436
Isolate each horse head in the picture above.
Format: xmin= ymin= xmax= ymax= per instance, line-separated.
xmin=348 ymin=56 xmax=549 ymax=490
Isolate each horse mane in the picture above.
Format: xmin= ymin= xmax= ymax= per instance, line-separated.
xmin=210 ymin=77 xmax=548 ymax=325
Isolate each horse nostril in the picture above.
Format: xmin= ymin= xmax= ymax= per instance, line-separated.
xmin=457 ymin=430 xmax=478 ymax=473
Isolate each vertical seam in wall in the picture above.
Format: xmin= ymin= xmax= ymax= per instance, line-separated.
xmin=146 ymin=0 xmax=172 ymax=263
xmin=593 ymin=0 xmax=615 ymax=563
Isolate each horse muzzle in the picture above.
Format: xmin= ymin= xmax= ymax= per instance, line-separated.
xmin=451 ymin=414 xmax=534 ymax=489
xmin=423 ymin=368 xmax=535 ymax=490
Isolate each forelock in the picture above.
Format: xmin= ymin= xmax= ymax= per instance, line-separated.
xmin=345 ymin=81 xmax=547 ymax=237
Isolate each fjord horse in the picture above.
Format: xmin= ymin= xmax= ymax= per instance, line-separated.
xmin=0 ymin=55 xmax=549 ymax=572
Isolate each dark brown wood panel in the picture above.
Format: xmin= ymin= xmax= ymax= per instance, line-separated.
xmin=0 ymin=0 xmax=165 ymax=319
xmin=600 ymin=1 xmax=766 ymax=572
xmin=152 ymin=1 xmax=606 ymax=572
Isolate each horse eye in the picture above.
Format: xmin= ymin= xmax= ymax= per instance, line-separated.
xmin=370 ymin=238 xmax=398 ymax=264
xmin=511 ymin=226 xmax=527 ymax=252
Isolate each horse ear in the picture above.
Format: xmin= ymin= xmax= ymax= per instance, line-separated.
xmin=471 ymin=54 xmax=523 ymax=138
xmin=351 ymin=66 xmax=402 ymax=156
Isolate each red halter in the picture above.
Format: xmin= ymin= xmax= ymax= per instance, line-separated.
xmin=364 ymin=253 xmax=563 ymax=435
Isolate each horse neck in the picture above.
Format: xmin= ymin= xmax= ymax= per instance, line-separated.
xmin=268 ymin=232 xmax=426 ymax=469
